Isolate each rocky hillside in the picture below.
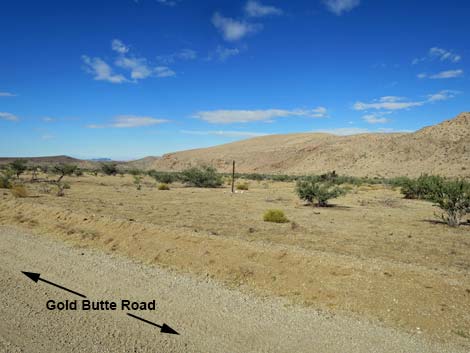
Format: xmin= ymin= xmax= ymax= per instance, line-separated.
xmin=129 ymin=112 xmax=470 ymax=178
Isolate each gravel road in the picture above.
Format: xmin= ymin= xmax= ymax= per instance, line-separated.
xmin=0 ymin=225 xmax=464 ymax=353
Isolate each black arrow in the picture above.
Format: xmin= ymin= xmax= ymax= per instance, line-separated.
xmin=126 ymin=313 xmax=179 ymax=335
xmin=21 ymin=271 xmax=87 ymax=298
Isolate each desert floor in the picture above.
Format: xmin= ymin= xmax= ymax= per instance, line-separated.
xmin=0 ymin=174 xmax=469 ymax=351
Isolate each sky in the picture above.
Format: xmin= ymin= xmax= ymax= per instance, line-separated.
xmin=1 ymin=0 xmax=469 ymax=160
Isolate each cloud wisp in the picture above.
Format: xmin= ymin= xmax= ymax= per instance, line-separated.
xmin=417 ymin=69 xmax=464 ymax=79
xmin=323 ymin=0 xmax=361 ymax=16
xmin=212 ymin=12 xmax=261 ymax=41
xmin=82 ymin=39 xmax=176 ymax=84
xmin=0 ymin=92 xmax=16 ymax=97
xmin=194 ymin=107 xmax=327 ymax=124
xmin=87 ymin=115 xmax=168 ymax=129
xmin=0 ymin=112 xmax=19 ymax=121
xmin=181 ymin=130 xmax=269 ymax=138
xmin=244 ymin=1 xmax=283 ymax=17
xmin=413 ymin=47 xmax=462 ymax=64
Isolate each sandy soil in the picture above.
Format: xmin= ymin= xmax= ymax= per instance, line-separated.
xmin=0 ymin=174 xmax=469 ymax=350
xmin=0 ymin=226 xmax=466 ymax=353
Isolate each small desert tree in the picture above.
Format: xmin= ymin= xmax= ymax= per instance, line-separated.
xmin=181 ymin=165 xmax=223 ymax=188
xmin=0 ymin=169 xmax=15 ymax=189
xmin=54 ymin=164 xmax=77 ymax=183
xmin=101 ymin=163 xmax=118 ymax=176
xmin=296 ymin=178 xmax=347 ymax=207
xmin=427 ymin=179 xmax=470 ymax=227
xmin=9 ymin=159 xmax=27 ymax=179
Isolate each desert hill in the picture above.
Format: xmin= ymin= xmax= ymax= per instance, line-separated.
xmin=0 ymin=155 xmax=96 ymax=169
xmin=128 ymin=112 xmax=470 ymax=178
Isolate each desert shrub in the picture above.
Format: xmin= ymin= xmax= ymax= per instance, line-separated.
xmin=0 ymin=169 xmax=14 ymax=188
xmin=263 ymin=209 xmax=289 ymax=223
xmin=236 ymin=181 xmax=249 ymax=190
xmin=181 ymin=166 xmax=223 ymax=188
xmin=101 ymin=163 xmax=118 ymax=176
xmin=400 ymin=174 xmax=445 ymax=200
xmin=158 ymin=183 xmax=170 ymax=190
xmin=151 ymin=171 xmax=178 ymax=184
xmin=133 ymin=176 xmax=143 ymax=190
xmin=11 ymin=184 xmax=28 ymax=198
xmin=54 ymin=164 xmax=78 ymax=182
xmin=74 ymin=169 xmax=84 ymax=177
xmin=9 ymin=159 xmax=27 ymax=178
xmin=56 ymin=182 xmax=68 ymax=197
xmin=427 ymin=179 xmax=470 ymax=227
xmin=296 ymin=178 xmax=347 ymax=207
xmin=128 ymin=169 xmax=142 ymax=176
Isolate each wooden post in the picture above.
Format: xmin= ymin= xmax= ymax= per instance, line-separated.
xmin=231 ymin=160 xmax=235 ymax=193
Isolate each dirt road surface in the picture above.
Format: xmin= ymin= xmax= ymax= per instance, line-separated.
xmin=0 ymin=226 xmax=464 ymax=353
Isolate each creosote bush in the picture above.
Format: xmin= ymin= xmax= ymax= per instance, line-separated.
xmin=296 ymin=178 xmax=347 ymax=207
xmin=101 ymin=163 xmax=118 ymax=176
xmin=181 ymin=165 xmax=222 ymax=188
xmin=9 ymin=159 xmax=27 ymax=179
xmin=11 ymin=184 xmax=28 ymax=198
xmin=427 ymin=179 xmax=470 ymax=227
xmin=236 ymin=181 xmax=249 ymax=190
xmin=0 ymin=169 xmax=14 ymax=189
xmin=150 ymin=171 xmax=178 ymax=184
xmin=263 ymin=209 xmax=289 ymax=223
xmin=158 ymin=183 xmax=170 ymax=190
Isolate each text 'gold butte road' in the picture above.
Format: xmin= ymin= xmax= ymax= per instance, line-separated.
xmin=46 ymin=299 xmax=157 ymax=311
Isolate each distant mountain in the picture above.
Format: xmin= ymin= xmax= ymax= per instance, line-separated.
xmin=89 ymin=158 xmax=113 ymax=162
xmin=126 ymin=112 xmax=470 ymax=178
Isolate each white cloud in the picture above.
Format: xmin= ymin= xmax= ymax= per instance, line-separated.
xmin=0 ymin=92 xmax=16 ymax=97
xmin=111 ymin=39 xmax=129 ymax=54
xmin=212 ymin=12 xmax=261 ymax=41
xmin=429 ymin=47 xmax=461 ymax=63
xmin=314 ymin=127 xmax=370 ymax=135
xmin=0 ymin=112 xmax=19 ymax=121
xmin=83 ymin=39 xmax=176 ymax=83
xmin=154 ymin=66 xmax=176 ymax=77
xmin=157 ymin=49 xmax=197 ymax=64
xmin=413 ymin=47 xmax=462 ymax=65
xmin=353 ymin=96 xmax=423 ymax=111
xmin=362 ymin=113 xmax=391 ymax=124
xmin=416 ymin=73 xmax=427 ymax=79
xmin=181 ymin=130 xmax=269 ymax=137
xmin=323 ymin=0 xmax=360 ymax=15
xmin=244 ymin=1 xmax=282 ymax=17
xmin=43 ymin=117 xmax=55 ymax=122
xmin=156 ymin=0 xmax=179 ymax=6
xmin=194 ymin=107 xmax=327 ymax=124
xmin=427 ymin=90 xmax=460 ymax=102
xmin=115 ymin=56 xmax=153 ymax=80
xmin=212 ymin=46 xmax=241 ymax=61
xmin=87 ymin=115 xmax=168 ymax=129
xmin=82 ymin=55 xmax=128 ymax=84
xmin=430 ymin=69 xmax=464 ymax=79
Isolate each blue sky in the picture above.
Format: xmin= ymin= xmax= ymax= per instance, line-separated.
xmin=1 ymin=0 xmax=469 ymax=160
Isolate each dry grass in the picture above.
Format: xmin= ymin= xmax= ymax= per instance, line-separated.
xmin=1 ymin=173 xmax=470 ymax=347
xmin=10 ymin=184 xmax=28 ymax=198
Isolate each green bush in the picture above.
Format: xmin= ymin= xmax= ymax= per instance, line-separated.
xmin=181 ymin=166 xmax=223 ymax=188
xmin=296 ymin=178 xmax=347 ymax=207
xmin=54 ymin=164 xmax=78 ymax=182
xmin=9 ymin=159 xmax=27 ymax=178
xmin=150 ymin=171 xmax=178 ymax=184
xmin=158 ymin=183 xmax=170 ymax=190
xmin=133 ymin=176 xmax=143 ymax=190
xmin=0 ymin=169 xmax=14 ymax=188
xmin=101 ymin=163 xmax=118 ymax=176
xmin=236 ymin=181 xmax=249 ymax=190
xmin=263 ymin=209 xmax=289 ymax=223
xmin=427 ymin=179 xmax=470 ymax=227
xmin=399 ymin=174 xmax=445 ymax=200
